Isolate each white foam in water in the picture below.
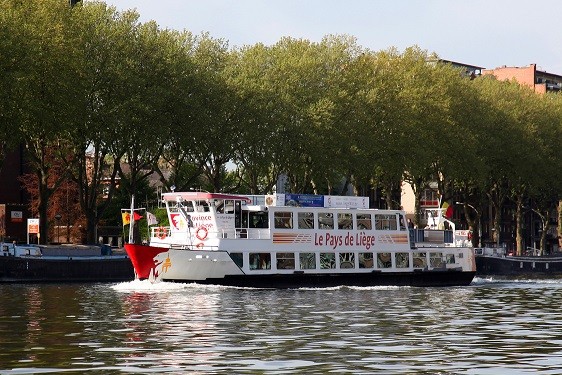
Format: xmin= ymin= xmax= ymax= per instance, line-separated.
xmin=111 ymin=279 xmax=197 ymax=292
xmin=472 ymin=276 xmax=562 ymax=285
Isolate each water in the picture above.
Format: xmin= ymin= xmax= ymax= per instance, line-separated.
xmin=2 ymin=278 xmax=562 ymax=374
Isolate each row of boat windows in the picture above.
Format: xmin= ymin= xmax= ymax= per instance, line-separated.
xmin=230 ymin=251 xmax=459 ymax=271
xmin=273 ymin=211 xmax=407 ymax=231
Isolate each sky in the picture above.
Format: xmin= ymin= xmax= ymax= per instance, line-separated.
xmin=101 ymin=0 xmax=562 ymax=74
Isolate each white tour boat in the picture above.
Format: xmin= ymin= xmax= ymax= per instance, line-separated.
xmin=124 ymin=192 xmax=476 ymax=287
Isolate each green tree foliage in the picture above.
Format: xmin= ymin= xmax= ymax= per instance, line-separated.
xmin=2 ymin=0 xmax=562 ymax=248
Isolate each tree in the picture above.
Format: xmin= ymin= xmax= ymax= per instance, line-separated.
xmin=5 ymin=0 xmax=78 ymax=244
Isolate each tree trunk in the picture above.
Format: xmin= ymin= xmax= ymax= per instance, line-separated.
xmin=37 ymin=170 xmax=52 ymax=245
xmin=492 ymin=200 xmax=502 ymax=250
xmin=559 ymin=200 xmax=562 ymax=249
xmin=515 ymin=195 xmax=524 ymax=256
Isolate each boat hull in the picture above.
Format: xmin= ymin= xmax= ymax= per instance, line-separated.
xmin=0 ymin=256 xmax=134 ymax=283
xmin=476 ymin=255 xmax=562 ymax=277
xmin=125 ymin=244 xmax=475 ymax=288
xmin=163 ymin=271 xmax=476 ymax=288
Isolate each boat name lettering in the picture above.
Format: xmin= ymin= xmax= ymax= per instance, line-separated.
xmin=192 ymin=216 xmax=212 ymax=221
xmin=314 ymin=232 xmax=375 ymax=250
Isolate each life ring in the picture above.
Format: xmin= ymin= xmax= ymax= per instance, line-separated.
xmin=196 ymin=242 xmax=204 ymax=249
xmin=195 ymin=226 xmax=208 ymax=241
xmin=156 ymin=227 xmax=167 ymax=240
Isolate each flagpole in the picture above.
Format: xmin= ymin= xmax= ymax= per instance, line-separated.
xmin=146 ymin=209 xmax=150 ymax=241
xmin=129 ymin=195 xmax=135 ymax=244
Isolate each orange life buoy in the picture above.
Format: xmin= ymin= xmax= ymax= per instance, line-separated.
xmin=156 ymin=227 xmax=166 ymax=240
xmin=195 ymin=226 xmax=208 ymax=241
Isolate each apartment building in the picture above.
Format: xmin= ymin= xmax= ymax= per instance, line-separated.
xmin=483 ymin=63 xmax=562 ymax=93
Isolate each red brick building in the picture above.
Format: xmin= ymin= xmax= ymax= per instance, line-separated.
xmin=482 ymin=63 xmax=562 ymax=93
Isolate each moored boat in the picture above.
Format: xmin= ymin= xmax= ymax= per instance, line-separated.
xmin=124 ymin=192 xmax=476 ymax=288
xmin=475 ymin=247 xmax=562 ymax=277
xmin=0 ymin=243 xmax=134 ymax=282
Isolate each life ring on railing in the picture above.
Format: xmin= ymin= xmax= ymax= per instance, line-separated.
xmin=196 ymin=242 xmax=204 ymax=249
xmin=155 ymin=227 xmax=167 ymax=240
xmin=195 ymin=226 xmax=208 ymax=241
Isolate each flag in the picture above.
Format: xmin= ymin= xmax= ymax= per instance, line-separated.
xmin=146 ymin=211 xmax=158 ymax=226
xmin=122 ymin=212 xmax=131 ymax=226
xmin=441 ymin=201 xmax=453 ymax=219
xmin=122 ymin=211 xmax=143 ymax=225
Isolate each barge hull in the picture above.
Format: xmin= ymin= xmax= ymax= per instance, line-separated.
xmin=0 ymin=256 xmax=134 ymax=283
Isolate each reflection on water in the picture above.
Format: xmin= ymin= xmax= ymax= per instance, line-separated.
xmin=2 ymin=278 xmax=562 ymax=374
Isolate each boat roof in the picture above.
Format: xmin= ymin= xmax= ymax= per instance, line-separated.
xmin=162 ymin=192 xmax=252 ymax=203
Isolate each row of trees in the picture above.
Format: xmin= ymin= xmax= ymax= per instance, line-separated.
xmin=1 ymin=0 xmax=561 ymax=252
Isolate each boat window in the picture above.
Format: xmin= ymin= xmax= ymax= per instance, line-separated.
xmin=356 ymin=214 xmax=372 ymax=230
xmin=195 ymin=201 xmax=210 ymax=212
xmin=399 ymin=214 xmax=407 ymax=231
xmin=395 ymin=252 xmax=410 ymax=268
xmin=276 ymin=252 xmax=295 ymax=269
xmin=377 ymin=252 xmax=392 ymax=268
xmin=249 ymin=253 xmax=271 ymax=270
xmin=446 ymin=254 xmax=456 ymax=264
xmin=274 ymin=211 xmax=293 ymax=229
xmin=298 ymin=212 xmax=314 ymax=229
xmin=413 ymin=252 xmax=427 ymax=268
xmin=339 ymin=252 xmax=355 ymax=268
xmin=299 ymin=252 xmax=316 ymax=269
xmin=320 ymin=252 xmax=336 ymax=269
xmin=230 ymin=252 xmax=243 ymax=268
xmin=430 ymin=252 xmax=444 ymax=268
xmin=216 ymin=200 xmax=235 ymax=214
xmin=358 ymin=252 xmax=374 ymax=268
xmin=249 ymin=212 xmax=268 ymax=228
xmin=375 ymin=214 xmax=397 ymax=230
xmin=337 ymin=213 xmax=353 ymax=230
xmin=318 ymin=213 xmax=334 ymax=230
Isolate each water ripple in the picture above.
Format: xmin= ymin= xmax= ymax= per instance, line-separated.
xmin=2 ymin=279 xmax=562 ymax=373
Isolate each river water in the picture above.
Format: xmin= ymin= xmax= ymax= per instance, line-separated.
xmin=1 ymin=278 xmax=562 ymax=374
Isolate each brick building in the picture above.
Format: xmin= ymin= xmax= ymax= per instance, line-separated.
xmin=483 ymin=63 xmax=562 ymax=93
xmin=0 ymin=145 xmax=32 ymax=242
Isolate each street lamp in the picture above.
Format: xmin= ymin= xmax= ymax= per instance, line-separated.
xmin=456 ymin=202 xmax=481 ymax=247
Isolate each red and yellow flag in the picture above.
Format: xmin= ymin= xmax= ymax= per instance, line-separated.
xmin=441 ymin=201 xmax=453 ymax=219
xmin=122 ymin=212 xmax=143 ymax=226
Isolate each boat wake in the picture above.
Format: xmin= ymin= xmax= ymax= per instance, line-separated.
xmin=110 ymin=279 xmax=406 ymax=293
xmin=111 ymin=279 xmax=198 ymax=292
xmin=472 ymin=276 xmax=562 ymax=285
